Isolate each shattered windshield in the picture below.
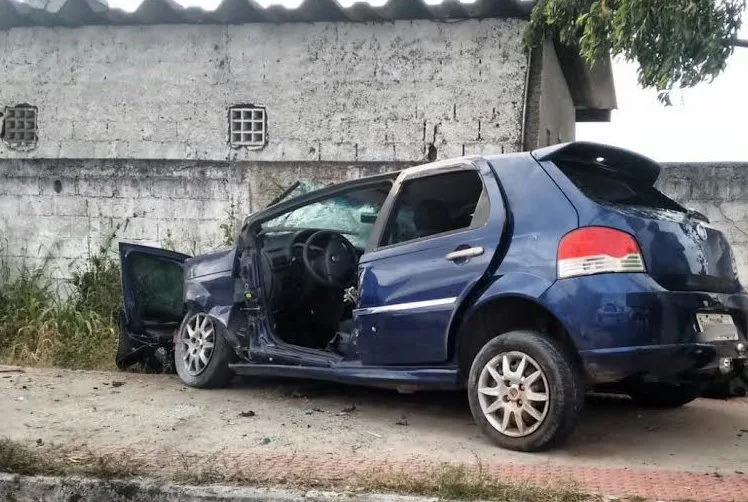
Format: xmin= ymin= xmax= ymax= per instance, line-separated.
xmin=266 ymin=180 xmax=321 ymax=207
xmin=261 ymin=183 xmax=391 ymax=248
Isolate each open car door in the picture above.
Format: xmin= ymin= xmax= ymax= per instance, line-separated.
xmin=118 ymin=243 xmax=190 ymax=367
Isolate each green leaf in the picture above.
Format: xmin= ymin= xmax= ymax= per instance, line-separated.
xmin=524 ymin=0 xmax=746 ymax=91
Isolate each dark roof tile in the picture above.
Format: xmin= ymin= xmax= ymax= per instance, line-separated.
xmin=0 ymin=0 xmax=534 ymax=28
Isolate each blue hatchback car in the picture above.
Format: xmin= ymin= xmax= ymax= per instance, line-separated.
xmin=118 ymin=142 xmax=748 ymax=451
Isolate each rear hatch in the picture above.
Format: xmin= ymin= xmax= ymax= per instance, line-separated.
xmin=535 ymin=143 xmax=741 ymax=294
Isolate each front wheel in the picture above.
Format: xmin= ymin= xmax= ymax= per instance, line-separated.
xmin=626 ymin=382 xmax=701 ymax=408
xmin=175 ymin=310 xmax=232 ymax=388
xmin=467 ymin=330 xmax=584 ymax=452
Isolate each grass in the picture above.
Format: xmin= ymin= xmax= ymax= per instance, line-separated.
xmin=358 ymin=463 xmax=592 ymax=502
xmin=0 ymin=439 xmax=54 ymax=477
xmin=0 ymin=231 xmax=122 ymax=370
xmin=0 ymin=439 xmax=138 ymax=480
xmin=0 ymin=438 xmax=600 ymax=502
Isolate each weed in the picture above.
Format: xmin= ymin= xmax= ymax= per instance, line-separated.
xmin=161 ymin=229 xmax=178 ymax=252
xmin=0 ymin=228 xmax=122 ymax=370
xmin=79 ymin=452 xmax=140 ymax=480
xmin=358 ymin=463 xmax=594 ymax=502
xmin=0 ymin=439 xmax=606 ymax=501
xmin=0 ymin=439 xmax=51 ymax=476
xmin=71 ymin=223 xmax=123 ymax=323
xmin=219 ymin=201 xmax=239 ymax=247
xmin=173 ymin=452 xmax=227 ymax=485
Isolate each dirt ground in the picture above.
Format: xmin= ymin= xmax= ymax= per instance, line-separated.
xmin=2 ymin=366 xmax=747 ymax=475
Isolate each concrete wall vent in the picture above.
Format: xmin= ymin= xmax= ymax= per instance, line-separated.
xmin=2 ymin=105 xmax=38 ymax=148
xmin=229 ymin=106 xmax=266 ymax=148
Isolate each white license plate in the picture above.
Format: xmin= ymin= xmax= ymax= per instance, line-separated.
xmin=696 ymin=313 xmax=739 ymax=342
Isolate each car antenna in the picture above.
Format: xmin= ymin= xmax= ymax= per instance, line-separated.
xmin=266 ymin=180 xmax=301 ymax=208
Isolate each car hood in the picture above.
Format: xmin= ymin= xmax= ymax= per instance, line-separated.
xmin=185 ymin=247 xmax=236 ymax=279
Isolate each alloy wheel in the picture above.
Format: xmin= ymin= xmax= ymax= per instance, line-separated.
xmin=477 ymin=351 xmax=550 ymax=438
xmin=181 ymin=313 xmax=215 ymax=376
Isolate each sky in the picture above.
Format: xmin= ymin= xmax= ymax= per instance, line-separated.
xmin=576 ymin=47 xmax=748 ymax=162
xmin=72 ymin=0 xmax=748 ymax=162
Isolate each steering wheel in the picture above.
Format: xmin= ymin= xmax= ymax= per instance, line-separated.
xmin=301 ymin=230 xmax=358 ymax=288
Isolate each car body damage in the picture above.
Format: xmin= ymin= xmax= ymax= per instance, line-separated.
xmin=117 ymin=243 xmax=189 ymax=372
xmin=118 ymin=142 xmax=748 ymax=451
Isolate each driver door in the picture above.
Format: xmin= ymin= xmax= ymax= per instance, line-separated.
xmin=354 ymin=160 xmax=506 ymax=365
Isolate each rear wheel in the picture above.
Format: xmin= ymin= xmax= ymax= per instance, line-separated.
xmin=175 ymin=310 xmax=232 ymax=388
xmin=627 ymin=382 xmax=701 ymax=408
xmin=467 ymin=330 xmax=584 ymax=452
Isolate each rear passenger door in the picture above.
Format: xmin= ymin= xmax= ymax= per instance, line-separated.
xmin=355 ymin=161 xmax=507 ymax=365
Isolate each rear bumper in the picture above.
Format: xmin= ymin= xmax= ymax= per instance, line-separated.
xmin=540 ymin=273 xmax=748 ymax=383
xmin=580 ymin=342 xmax=747 ymax=383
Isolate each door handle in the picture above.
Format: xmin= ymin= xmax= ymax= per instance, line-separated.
xmin=446 ymin=247 xmax=484 ymax=261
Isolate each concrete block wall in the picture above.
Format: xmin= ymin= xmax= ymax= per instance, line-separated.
xmin=659 ymin=163 xmax=748 ymax=282
xmin=0 ymin=18 xmax=527 ymax=163
xmin=0 ymin=159 xmax=402 ymax=278
xmin=2 ymin=159 xmax=748 ymax=283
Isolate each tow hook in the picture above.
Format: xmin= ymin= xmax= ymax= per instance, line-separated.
xmin=722 ymin=342 xmax=748 ymax=374
xmin=719 ymin=358 xmax=732 ymax=374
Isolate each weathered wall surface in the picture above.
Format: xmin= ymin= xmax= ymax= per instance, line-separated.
xmin=0 ymin=19 xmax=527 ymax=163
xmin=536 ymin=41 xmax=575 ymax=147
xmin=2 ymin=159 xmax=748 ymax=283
xmin=658 ymin=163 xmax=748 ymax=282
xmin=0 ymin=158 xmax=403 ymax=277
xmin=522 ymin=41 xmax=575 ymax=150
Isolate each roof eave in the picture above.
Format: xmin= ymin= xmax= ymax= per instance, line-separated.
xmin=0 ymin=0 xmax=536 ymax=29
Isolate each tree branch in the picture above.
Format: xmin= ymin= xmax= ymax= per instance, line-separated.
xmin=735 ymin=39 xmax=748 ymax=48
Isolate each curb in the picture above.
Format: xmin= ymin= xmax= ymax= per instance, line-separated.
xmin=0 ymin=473 xmax=439 ymax=502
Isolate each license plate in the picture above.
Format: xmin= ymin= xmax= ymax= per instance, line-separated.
xmin=696 ymin=313 xmax=739 ymax=342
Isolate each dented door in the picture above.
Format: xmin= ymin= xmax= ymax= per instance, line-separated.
xmin=119 ymin=243 xmax=190 ymax=345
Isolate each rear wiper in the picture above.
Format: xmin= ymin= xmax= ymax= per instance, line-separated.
xmin=266 ymin=181 xmax=301 ymax=208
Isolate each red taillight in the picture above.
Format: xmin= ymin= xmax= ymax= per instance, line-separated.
xmin=558 ymin=227 xmax=646 ymax=279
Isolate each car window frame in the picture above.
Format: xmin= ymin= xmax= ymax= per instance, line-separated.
xmin=554 ymin=160 xmax=686 ymax=214
xmin=260 ymin=186 xmax=390 ymax=247
xmin=250 ymin=177 xmax=396 ymax=240
xmin=365 ymin=161 xmax=489 ymax=253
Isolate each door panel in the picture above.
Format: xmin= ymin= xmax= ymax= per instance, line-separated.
xmin=355 ymin=162 xmax=507 ymax=365
xmin=119 ymin=243 xmax=190 ymax=341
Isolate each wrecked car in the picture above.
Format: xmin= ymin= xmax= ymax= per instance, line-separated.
xmin=118 ymin=142 xmax=748 ymax=451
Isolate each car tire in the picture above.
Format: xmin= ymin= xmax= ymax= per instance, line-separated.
xmin=467 ymin=330 xmax=584 ymax=452
xmin=174 ymin=310 xmax=233 ymax=389
xmin=626 ymin=382 xmax=701 ymax=408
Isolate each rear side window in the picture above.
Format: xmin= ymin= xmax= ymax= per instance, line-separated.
xmin=556 ymin=161 xmax=685 ymax=213
xmin=380 ymin=170 xmax=487 ymax=247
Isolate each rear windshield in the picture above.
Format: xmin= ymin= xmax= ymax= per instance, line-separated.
xmin=556 ymin=161 xmax=685 ymax=213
